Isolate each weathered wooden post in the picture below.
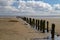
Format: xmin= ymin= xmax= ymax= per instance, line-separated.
xmin=47 ymin=21 xmax=49 ymax=32
xmin=26 ymin=18 xmax=28 ymax=23
xmin=30 ymin=19 xmax=33 ymax=26
xmin=39 ymin=20 xmax=41 ymax=31
xmin=33 ymin=18 xmax=35 ymax=24
xmin=22 ymin=17 xmax=24 ymax=20
xmin=28 ymin=18 xmax=29 ymax=24
xmin=51 ymin=24 xmax=55 ymax=39
xmin=40 ymin=20 xmax=43 ymax=31
xmin=29 ymin=18 xmax=32 ymax=25
xmin=32 ymin=18 xmax=35 ymax=28
xmin=24 ymin=17 xmax=26 ymax=21
xmin=37 ymin=20 xmax=40 ymax=30
xmin=42 ymin=20 xmax=45 ymax=33
xmin=25 ymin=17 xmax=26 ymax=21
xmin=36 ymin=19 xmax=38 ymax=29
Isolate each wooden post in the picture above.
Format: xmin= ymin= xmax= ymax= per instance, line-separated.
xmin=23 ymin=17 xmax=25 ymax=21
xmin=47 ymin=21 xmax=49 ymax=32
xmin=25 ymin=18 xmax=27 ymax=22
xmin=33 ymin=18 xmax=35 ymax=24
xmin=51 ymin=24 xmax=55 ymax=38
xmin=42 ymin=20 xmax=45 ymax=33
xmin=22 ymin=17 xmax=24 ymax=20
xmin=40 ymin=20 xmax=43 ymax=31
xmin=25 ymin=17 xmax=26 ymax=21
xmin=26 ymin=18 xmax=28 ymax=23
xmin=39 ymin=20 xmax=40 ymax=31
xmin=32 ymin=18 xmax=35 ymax=28
xmin=29 ymin=18 xmax=31 ymax=25
xmin=36 ymin=19 xmax=37 ymax=29
xmin=24 ymin=17 xmax=26 ymax=21
xmin=28 ymin=18 xmax=29 ymax=23
xmin=37 ymin=20 xmax=40 ymax=30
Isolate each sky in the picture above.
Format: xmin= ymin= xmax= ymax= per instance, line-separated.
xmin=0 ymin=0 xmax=60 ymax=16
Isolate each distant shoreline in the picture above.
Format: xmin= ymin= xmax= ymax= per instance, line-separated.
xmin=0 ymin=15 xmax=60 ymax=18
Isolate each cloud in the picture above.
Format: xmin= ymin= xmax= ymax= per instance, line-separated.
xmin=53 ymin=4 xmax=60 ymax=10
xmin=0 ymin=0 xmax=60 ymax=16
xmin=18 ymin=1 xmax=52 ymax=11
xmin=0 ymin=0 xmax=20 ymax=15
xmin=18 ymin=1 xmax=60 ymax=15
xmin=16 ymin=1 xmax=59 ymax=12
xmin=16 ymin=1 xmax=53 ymax=15
xmin=0 ymin=0 xmax=8 ymax=6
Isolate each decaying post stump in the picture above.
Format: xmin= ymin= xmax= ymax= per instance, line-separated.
xmin=42 ymin=20 xmax=45 ymax=33
xmin=24 ymin=17 xmax=26 ymax=21
xmin=39 ymin=20 xmax=41 ymax=31
xmin=37 ymin=20 xmax=40 ymax=30
xmin=28 ymin=18 xmax=30 ymax=24
xmin=47 ymin=21 xmax=49 ymax=32
xmin=29 ymin=18 xmax=31 ymax=25
xmin=32 ymin=18 xmax=35 ymax=28
xmin=33 ymin=18 xmax=35 ymax=24
xmin=36 ymin=19 xmax=38 ymax=29
xmin=51 ymin=24 xmax=55 ymax=39
xmin=26 ymin=18 xmax=28 ymax=23
xmin=40 ymin=20 xmax=43 ymax=31
xmin=25 ymin=17 xmax=26 ymax=21
xmin=25 ymin=17 xmax=27 ymax=22
xmin=22 ymin=17 xmax=24 ymax=20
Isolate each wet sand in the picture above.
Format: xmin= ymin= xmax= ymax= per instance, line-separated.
xmin=0 ymin=17 xmax=60 ymax=40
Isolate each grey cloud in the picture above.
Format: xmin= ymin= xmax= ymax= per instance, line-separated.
xmin=0 ymin=0 xmax=8 ymax=6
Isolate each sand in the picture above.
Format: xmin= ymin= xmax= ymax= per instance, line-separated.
xmin=0 ymin=17 xmax=60 ymax=40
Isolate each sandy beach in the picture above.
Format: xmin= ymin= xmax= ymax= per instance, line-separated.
xmin=0 ymin=17 xmax=50 ymax=40
xmin=0 ymin=17 xmax=60 ymax=40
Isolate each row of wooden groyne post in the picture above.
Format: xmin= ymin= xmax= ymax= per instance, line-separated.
xmin=21 ymin=17 xmax=55 ymax=39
